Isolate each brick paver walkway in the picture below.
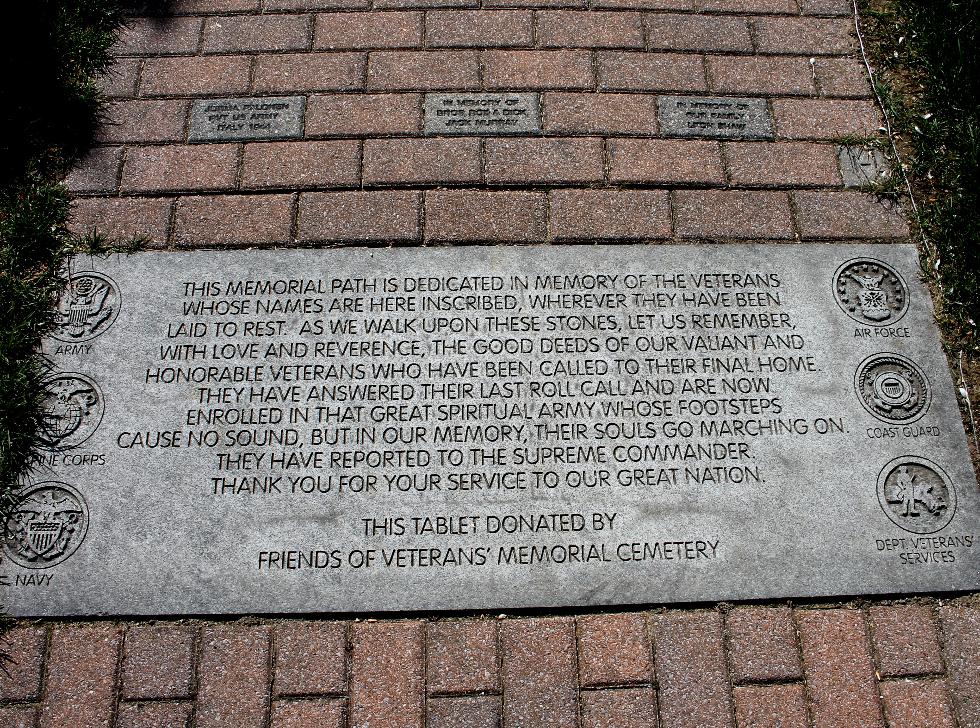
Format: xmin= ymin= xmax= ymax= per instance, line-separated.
xmin=7 ymin=0 xmax=979 ymax=725
xmin=1 ymin=604 xmax=979 ymax=727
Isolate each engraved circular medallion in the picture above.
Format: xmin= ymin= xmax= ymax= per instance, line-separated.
xmin=39 ymin=373 xmax=104 ymax=449
xmin=854 ymin=353 xmax=930 ymax=423
xmin=877 ymin=457 xmax=956 ymax=534
xmin=833 ymin=258 xmax=908 ymax=326
xmin=52 ymin=271 xmax=121 ymax=342
xmin=3 ymin=482 xmax=89 ymax=569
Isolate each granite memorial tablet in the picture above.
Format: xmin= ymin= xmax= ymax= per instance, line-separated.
xmin=658 ymin=96 xmax=774 ymax=139
xmin=5 ymin=244 xmax=979 ymax=616
xmin=188 ymin=96 xmax=306 ymax=142
xmin=424 ymin=93 xmax=541 ymax=135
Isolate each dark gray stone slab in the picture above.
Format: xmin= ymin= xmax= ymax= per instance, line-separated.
xmin=188 ymin=96 xmax=305 ymax=142
xmin=658 ymin=95 xmax=774 ymax=139
xmin=7 ymin=244 xmax=980 ymax=616
xmin=839 ymin=145 xmax=891 ymax=187
xmin=425 ymin=93 xmax=540 ymax=135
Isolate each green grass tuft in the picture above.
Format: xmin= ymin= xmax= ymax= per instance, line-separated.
xmin=861 ymin=0 xmax=980 ymax=347
xmin=1 ymin=1 xmax=129 ymax=502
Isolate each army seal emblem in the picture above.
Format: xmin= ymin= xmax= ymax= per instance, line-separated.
xmin=877 ymin=457 xmax=956 ymax=534
xmin=39 ymin=373 xmax=104 ymax=449
xmin=854 ymin=354 xmax=930 ymax=424
xmin=52 ymin=271 xmax=121 ymax=342
xmin=834 ymin=258 xmax=908 ymax=325
xmin=3 ymin=482 xmax=89 ymax=569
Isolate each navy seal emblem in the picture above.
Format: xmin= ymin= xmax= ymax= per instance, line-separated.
xmin=3 ymin=482 xmax=89 ymax=568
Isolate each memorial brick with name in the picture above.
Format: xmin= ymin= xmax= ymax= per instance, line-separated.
xmin=188 ymin=96 xmax=306 ymax=142
xmin=424 ymin=93 xmax=541 ymax=135
xmin=4 ymin=244 xmax=978 ymax=617
xmin=658 ymin=96 xmax=774 ymax=139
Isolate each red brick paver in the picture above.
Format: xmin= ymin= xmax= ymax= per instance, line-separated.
xmin=122 ymin=625 xmax=198 ymax=699
xmin=798 ymin=609 xmax=884 ymax=728
xmin=273 ymin=622 xmax=347 ymax=696
xmin=727 ymin=607 xmax=802 ymax=683
xmin=40 ymin=625 xmax=122 ymax=728
xmin=733 ymin=684 xmax=808 ymax=728
xmin=869 ymin=605 xmax=945 ymax=678
xmin=196 ymin=626 xmax=271 ymax=728
xmin=880 ymin=680 xmax=957 ymax=728
xmin=577 ymin=613 xmax=653 ymax=687
xmin=652 ymin=611 xmax=734 ymax=728
xmin=502 ymin=618 xmax=579 ymax=728
xmin=350 ymin=621 xmax=424 ymax=728
xmin=0 ymin=628 xmax=46 ymax=702
xmin=427 ymin=620 xmax=500 ymax=695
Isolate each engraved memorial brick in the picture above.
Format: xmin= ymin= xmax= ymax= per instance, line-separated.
xmin=658 ymin=95 xmax=774 ymax=139
xmin=424 ymin=93 xmax=540 ymax=135
xmin=189 ymin=96 xmax=306 ymax=142
xmin=6 ymin=244 xmax=979 ymax=616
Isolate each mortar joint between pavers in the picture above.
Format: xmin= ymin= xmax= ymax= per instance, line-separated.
xmin=420 ymin=620 xmax=430 ymax=728
xmin=106 ymin=626 xmax=126 ymax=728
xmin=161 ymin=196 xmax=176 ymax=249
xmin=495 ymin=616 xmax=509 ymax=728
xmin=666 ymin=188 xmax=678 ymax=241
xmin=860 ymin=608 xmax=888 ymax=725
xmin=929 ymin=604 xmax=973 ymax=728
xmin=288 ymin=191 xmax=301 ymax=244
xmin=786 ymin=606 xmax=817 ymax=728
xmin=356 ymin=139 xmax=366 ymax=192
xmin=235 ymin=142 xmax=246 ymax=190
xmin=262 ymin=622 xmax=278 ymax=728
xmin=785 ymin=188 xmax=804 ymax=240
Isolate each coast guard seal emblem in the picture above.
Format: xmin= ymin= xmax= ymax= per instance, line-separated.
xmin=877 ymin=457 xmax=956 ymax=534
xmin=52 ymin=271 xmax=120 ymax=342
xmin=3 ymin=482 xmax=89 ymax=569
xmin=834 ymin=258 xmax=908 ymax=325
xmin=854 ymin=354 xmax=930 ymax=424
xmin=39 ymin=373 xmax=104 ymax=449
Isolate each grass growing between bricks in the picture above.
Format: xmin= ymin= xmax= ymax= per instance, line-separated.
xmin=0 ymin=2 xmax=127 ymax=531
xmin=860 ymin=0 xmax=980 ymax=351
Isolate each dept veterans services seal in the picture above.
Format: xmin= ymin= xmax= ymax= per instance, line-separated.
xmin=3 ymin=482 xmax=89 ymax=569
xmin=834 ymin=258 xmax=908 ymax=325
xmin=877 ymin=457 xmax=956 ymax=534
xmin=52 ymin=271 xmax=121 ymax=342
xmin=39 ymin=373 xmax=104 ymax=449
xmin=855 ymin=353 xmax=931 ymax=424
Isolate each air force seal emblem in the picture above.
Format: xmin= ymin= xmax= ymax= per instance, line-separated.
xmin=834 ymin=258 xmax=908 ymax=325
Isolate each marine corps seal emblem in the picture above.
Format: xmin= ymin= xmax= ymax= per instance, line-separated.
xmin=3 ymin=482 xmax=89 ymax=569
xmin=39 ymin=373 xmax=104 ymax=449
xmin=52 ymin=271 xmax=121 ymax=342
xmin=854 ymin=354 xmax=930 ymax=424
xmin=834 ymin=258 xmax=908 ymax=325
xmin=877 ymin=457 xmax=956 ymax=534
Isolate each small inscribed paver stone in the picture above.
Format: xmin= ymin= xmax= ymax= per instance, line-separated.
xmin=189 ymin=96 xmax=306 ymax=142
xmin=658 ymin=95 xmax=774 ymax=139
xmin=425 ymin=93 xmax=540 ymax=135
